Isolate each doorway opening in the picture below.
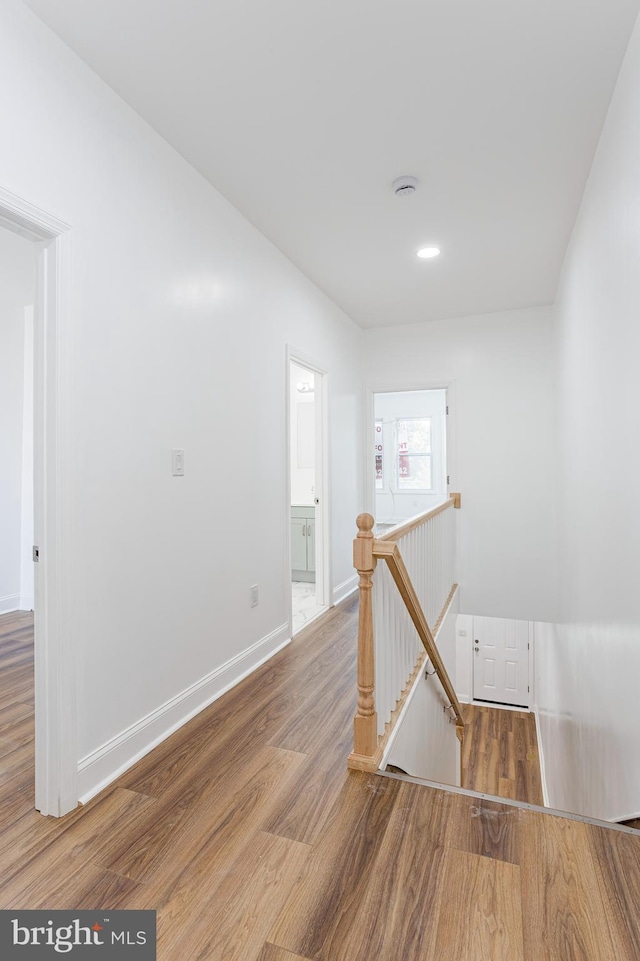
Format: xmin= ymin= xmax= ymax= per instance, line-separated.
xmin=0 ymin=227 xmax=35 ymax=619
xmin=288 ymin=357 xmax=328 ymax=634
xmin=0 ymin=224 xmax=36 ymax=818
xmin=372 ymin=388 xmax=448 ymax=530
xmin=0 ymin=186 xmax=75 ymax=817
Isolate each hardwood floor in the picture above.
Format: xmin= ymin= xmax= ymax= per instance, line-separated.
xmin=1 ymin=604 xmax=640 ymax=959
xmin=461 ymin=703 xmax=544 ymax=805
xmin=0 ymin=611 xmax=34 ymax=809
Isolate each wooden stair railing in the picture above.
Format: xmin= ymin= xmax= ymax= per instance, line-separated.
xmin=348 ymin=495 xmax=464 ymax=773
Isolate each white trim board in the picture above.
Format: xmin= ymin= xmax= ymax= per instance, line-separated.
xmin=0 ymin=594 xmax=21 ymax=615
xmin=77 ymin=623 xmax=291 ymax=804
xmin=332 ymin=574 xmax=358 ymax=606
xmin=534 ymin=707 xmax=550 ymax=808
xmin=377 ymin=771 xmax=640 ymax=836
xmin=611 ymin=811 xmax=640 ymax=825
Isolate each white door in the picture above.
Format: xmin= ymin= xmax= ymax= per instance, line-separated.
xmin=472 ymin=616 xmax=529 ymax=707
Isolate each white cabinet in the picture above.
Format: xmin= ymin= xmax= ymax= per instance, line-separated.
xmin=291 ymin=506 xmax=315 ymax=582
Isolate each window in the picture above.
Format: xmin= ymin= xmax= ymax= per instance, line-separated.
xmin=397 ymin=418 xmax=432 ymax=490
xmin=374 ymin=419 xmax=383 ymax=490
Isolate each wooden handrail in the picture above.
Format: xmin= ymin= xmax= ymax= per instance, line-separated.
xmin=376 ymin=492 xmax=461 ymax=542
xmin=348 ymin=494 xmax=463 ymax=773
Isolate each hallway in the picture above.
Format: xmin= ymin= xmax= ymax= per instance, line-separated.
xmin=0 ymin=604 xmax=639 ymax=959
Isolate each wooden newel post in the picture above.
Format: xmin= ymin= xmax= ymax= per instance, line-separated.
xmin=351 ymin=512 xmax=378 ymax=762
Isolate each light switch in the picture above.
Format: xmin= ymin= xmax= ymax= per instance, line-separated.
xmin=172 ymin=449 xmax=185 ymax=476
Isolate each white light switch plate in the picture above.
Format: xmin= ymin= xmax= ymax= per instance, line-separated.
xmin=172 ymin=449 xmax=185 ymax=476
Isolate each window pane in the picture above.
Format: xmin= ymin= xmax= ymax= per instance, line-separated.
xmin=374 ymin=419 xmax=383 ymax=489
xmin=397 ymin=418 xmax=432 ymax=489
xmin=398 ymin=454 xmax=432 ymax=490
xmin=397 ymin=418 xmax=431 ymax=455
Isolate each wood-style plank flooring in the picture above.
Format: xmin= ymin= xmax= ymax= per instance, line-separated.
xmin=1 ymin=604 xmax=640 ymax=959
xmin=461 ymin=702 xmax=544 ymax=805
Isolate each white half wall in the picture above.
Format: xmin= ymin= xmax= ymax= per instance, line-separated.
xmin=536 ymin=11 xmax=640 ymax=823
xmin=0 ymin=0 xmax=363 ymax=799
xmin=364 ymin=307 xmax=559 ymax=622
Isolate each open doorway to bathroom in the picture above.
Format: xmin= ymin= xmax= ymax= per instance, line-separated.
xmin=289 ymin=358 xmax=328 ymax=633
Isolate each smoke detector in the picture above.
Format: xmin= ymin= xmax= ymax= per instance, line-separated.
xmin=392 ymin=175 xmax=418 ymax=197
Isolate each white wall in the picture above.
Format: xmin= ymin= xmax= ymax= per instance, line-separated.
xmin=0 ymin=228 xmax=35 ymax=613
xmin=0 ymin=0 xmax=363 ymax=798
xmin=536 ymin=12 xmax=640 ymax=821
xmin=365 ymin=307 xmax=559 ymax=622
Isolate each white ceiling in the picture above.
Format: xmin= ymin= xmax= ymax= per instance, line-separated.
xmin=23 ymin=0 xmax=640 ymax=328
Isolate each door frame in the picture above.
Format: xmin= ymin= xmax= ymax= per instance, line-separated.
xmin=0 ymin=186 xmax=76 ymax=816
xmin=365 ymin=381 xmax=457 ymax=518
xmin=285 ymin=347 xmax=331 ymax=629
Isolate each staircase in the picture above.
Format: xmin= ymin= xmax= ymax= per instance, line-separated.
xmin=348 ymin=495 xmax=463 ymax=777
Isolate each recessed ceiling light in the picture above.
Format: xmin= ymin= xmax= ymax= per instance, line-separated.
xmin=417 ymin=246 xmax=441 ymax=259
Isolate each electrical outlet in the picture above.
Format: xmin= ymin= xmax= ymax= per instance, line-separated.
xmin=250 ymin=584 xmax=259 ymax=608
xmin=458 ymin=629 xmax=468 ymax=637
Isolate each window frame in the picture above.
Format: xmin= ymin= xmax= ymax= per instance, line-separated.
xmin=395 ymin=416 xmax=433 ymax=492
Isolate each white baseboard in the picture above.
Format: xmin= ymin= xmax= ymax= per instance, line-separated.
xmin=610 ymin=810 xmax=640 ymax=824
xmin=77 ymin=622 xmax=291 ymax=803
xmin=458 ymin=694 xmax=471 ymax=703
xmin=332 ymin=574 xmax=358 ymax=606
xmin=534 ymin=707 xmax=550 ymax=807
xmin=19 ymin=594 xmax=34 ymax=612
xmin=0 ymin=593 xmax=20 ymax=615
